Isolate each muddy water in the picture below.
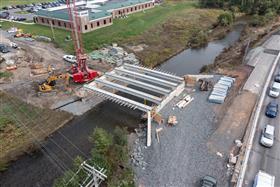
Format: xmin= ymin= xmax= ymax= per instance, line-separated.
xmin=0 ymin=24 xmax=243 ymax=186
xmin=0 ymin=102 xmax=142 ymax=186
xmin=160 ymin=24 xmax=244 ymax=75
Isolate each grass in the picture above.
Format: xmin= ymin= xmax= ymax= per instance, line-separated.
xmin=0 ymin=71 xmax=13 ymax=78
xmin=0 ymin=1 xmax=222 ymax=66
xmin=0 ymin=0 xmax=55 ymax=8
xmin=0 ymin=1 xmax=198 ymax=53
xmin=0 ymin=92 xmax=72 ymax=164
xmin=14 ymin=10 xmax=30 ymax=14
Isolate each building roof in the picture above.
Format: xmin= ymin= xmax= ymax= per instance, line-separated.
xmin=36 ymin=0 xmax=152 ymax=21
xmin=98 ymin=0 xmax=152 ymax=11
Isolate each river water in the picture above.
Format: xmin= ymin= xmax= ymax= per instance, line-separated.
xmin=0 ymin=24 xmax=244 ymax=186
xmin=160 ymin=24 xmax=244 ymax=76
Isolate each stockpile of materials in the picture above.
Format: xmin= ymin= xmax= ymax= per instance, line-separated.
xmin=90 ymin=44 xmax=139 ymax=66
xmin=208 ymin=76 xmax=235 ymax=104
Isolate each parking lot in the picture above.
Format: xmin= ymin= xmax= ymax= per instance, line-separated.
xmin=0 ymin=0 xmax=66 ymax=22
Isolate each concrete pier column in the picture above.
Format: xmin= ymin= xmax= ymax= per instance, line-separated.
xmin=147 ymin=111 xmax=152 ymax=147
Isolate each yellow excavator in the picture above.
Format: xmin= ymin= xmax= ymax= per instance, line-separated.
xmin=39 ymin=73 xmax=70 ymax=93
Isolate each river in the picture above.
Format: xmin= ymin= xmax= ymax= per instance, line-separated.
xmin=0 ymin=24 xmax=244 ymax=186
xmin=160 ymin=24 xmax=244 ymax=76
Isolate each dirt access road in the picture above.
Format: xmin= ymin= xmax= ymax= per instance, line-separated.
xmin=0 ymin=29 xmax=111 ymax=165
xmin=0 ymin=30 xmax=111 ymax=109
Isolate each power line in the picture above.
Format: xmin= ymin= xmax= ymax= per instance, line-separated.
xmin=2 ymin=100 xmax=69 ymax=175
xmin=8 ymin=92 xmax=89 ymax=159
xmin=5 ymin=95 xmax=77 ymax=164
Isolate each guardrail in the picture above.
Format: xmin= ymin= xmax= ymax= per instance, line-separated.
xmin=235 ymin=51 xmax=280 ymax=187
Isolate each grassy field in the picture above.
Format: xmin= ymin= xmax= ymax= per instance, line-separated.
xmin=0 ymin=92 xmax=72 ymax=166
xmin=1 ymin=1 xmax=223 ymax=66
xmin=1 ymin=1 xmax=198 ymax=49
xmin=0 ymin=0 xmax=54 ymax=8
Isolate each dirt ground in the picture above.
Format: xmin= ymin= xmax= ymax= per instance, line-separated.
xmin=0 ymin=30 xmax=112 ymax=166
xmin=0 ymin=31 xmax=112 ymax=109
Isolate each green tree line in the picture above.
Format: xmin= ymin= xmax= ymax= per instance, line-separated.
xmin=199 ymin=0 xmax=280 ymax=15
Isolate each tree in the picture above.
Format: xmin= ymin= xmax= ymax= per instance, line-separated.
xmin=89 ymin=127 xmax=113 ymax=154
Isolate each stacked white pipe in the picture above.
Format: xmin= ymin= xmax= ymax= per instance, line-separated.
xmin=208 ymin=76 xmax=236 ymax=104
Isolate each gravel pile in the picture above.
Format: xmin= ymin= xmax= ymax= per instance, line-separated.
xmin=131 ymin=125 xmax=148 ymax=170
xmin=133 ymin=88 xmax=231 ymax=187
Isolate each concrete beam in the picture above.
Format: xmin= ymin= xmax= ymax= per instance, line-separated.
xmin=123 ymin=63 xmax=184 ymax=83
xmin=147 ymin=111 xmax=151 ymax=147
xmin=95 ymin=78 xmax=163 ymax=104
xmin=83 ymin=84 xmax=152 ymax=112
xmin=115 ymin=67 xmax=178 ymax=88
xmin=105 ymin=72 xmax=171 ymax=95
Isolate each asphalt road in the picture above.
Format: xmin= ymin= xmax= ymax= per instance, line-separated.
xmin=244 ymin=67 xmax=280 ymax=186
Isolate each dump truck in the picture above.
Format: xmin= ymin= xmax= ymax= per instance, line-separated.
xmin=253 ymin=170 xmax=275 ymax=187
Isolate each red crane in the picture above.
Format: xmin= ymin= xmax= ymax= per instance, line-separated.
xmin=66 ymin=0 xmax=99 ymax=83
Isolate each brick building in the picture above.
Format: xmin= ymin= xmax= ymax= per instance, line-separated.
xmin=34 ymin=0 xmax=155 ymax=33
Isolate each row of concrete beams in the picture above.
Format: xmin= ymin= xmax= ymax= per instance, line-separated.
xmin=123 ymin=63 xmax=184 ymax=83
xmin=115 ymin=67 xmax=178 ymax=88
xmin=84 ymin=84 xmax=152 ymax=112
xmin=94 ymin=78 xmax=163 ymax=104
xmin=105 ymin=72 xmax=171 ymax=95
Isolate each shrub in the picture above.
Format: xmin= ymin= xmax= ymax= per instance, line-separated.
xmin=0 ymin=71 xmax=13 ymax=78
xmin=250 ymin=11 xmax=276 ymax=27
xmin=217 ymin=12 xmax=234 ymax=26
xmin=89 ymin=128 xmax=113 ymax=154
xmin=188 ymin=28 xmax=208 ymax=48
xmin=0 ymin=161 xmax=8 ymax=172
xmin=0 ymin=117 xmax=13 ymax=131
xmin=54 ymin=127 xmax=134 ymax=187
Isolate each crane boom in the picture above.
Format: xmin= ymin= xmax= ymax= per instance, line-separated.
xmin=66 ymin=0 xmax=99 ymax=83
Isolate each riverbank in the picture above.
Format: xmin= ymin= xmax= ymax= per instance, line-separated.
xmin=0 ymin=91 xmax=72 ymax=167
xmin=201 ymin=16 xmax=280 ymax=73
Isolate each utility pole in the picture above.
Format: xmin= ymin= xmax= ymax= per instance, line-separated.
xmin=67 ymin=161 xmax=107 ymax=187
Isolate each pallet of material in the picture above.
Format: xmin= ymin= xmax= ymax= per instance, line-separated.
xmin=168 ymin=116 xmax=178 ymax=126
xmin=208 ymin=94 xmax=226 ymax=104
xmin=176 ymin=95 xmax=193 ymax=109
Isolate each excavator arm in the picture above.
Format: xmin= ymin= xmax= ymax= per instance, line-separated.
xmin=39 ymin=73 xmax=70 ymax=92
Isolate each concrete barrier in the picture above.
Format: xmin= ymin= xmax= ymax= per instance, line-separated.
xmin=235 ymin=52 xmax=280 ymax=187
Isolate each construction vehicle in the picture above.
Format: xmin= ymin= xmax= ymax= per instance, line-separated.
xmin=198 ymin=78 xmax=213 ymax=91
xmin=66 ymin=0 xmax=99 ymax=83
xmin=14 ymin=29 xmax=32 ymax=38
xmin=39 ymin=73 xmax=70 ymax=92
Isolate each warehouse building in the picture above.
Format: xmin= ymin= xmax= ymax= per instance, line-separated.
xmin=34 ymin=0 xmax=155 ymax=33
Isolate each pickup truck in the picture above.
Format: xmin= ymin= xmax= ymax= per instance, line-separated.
xmin=63 ymin=55 xmax=77 ymax=64
xmin=253 ymin=170 xmax=275 ymax=187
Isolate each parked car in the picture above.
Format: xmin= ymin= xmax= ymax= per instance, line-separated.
xmin=253 ymin=170 xmax=275 ymax=187
xmin=16 ymin=17 xmax=27 ymax=21
xmin=0 ymin=44 xmax=10 ymax=53
xmin=0 ymin=11 xmax=10 ymax=19
xmin=63 ymin=55 xmax=77 ymax=64
xmin=260 ymin=124 xmax=274 ymax=147
xmin=10 ymin=42 xmax=18 ymax=49
xmin=265 ymin=102 xmax=278 ymax=118
xmin=200 ymin=175 xmax=217 ymax=187
xmin=269 ymin=82 xmax=280 ymax=98
xmin=274 ymin=75 xmax=280 ymax=83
